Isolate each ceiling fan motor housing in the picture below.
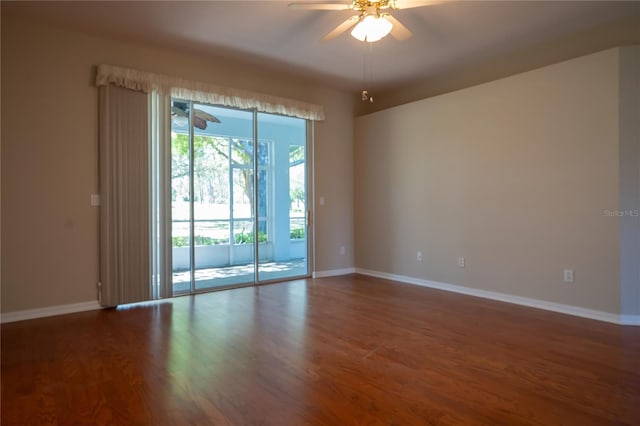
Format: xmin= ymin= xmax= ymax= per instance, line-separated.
xmin=352 ymin=0 xmax=396 ymax=12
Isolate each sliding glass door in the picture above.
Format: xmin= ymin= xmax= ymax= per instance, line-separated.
xmin=256 ymin=112 xmax=308 ymax=281
xmin=170 ymin=101 xmax=309 ymax=294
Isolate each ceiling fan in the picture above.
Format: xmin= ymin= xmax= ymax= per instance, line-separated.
xmin=172 ymin=102 xmax=221 ymax=130
xmin=288 ymin=0 xmax=444 ymax=42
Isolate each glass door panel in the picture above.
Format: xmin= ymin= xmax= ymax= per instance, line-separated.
xmin=171 ymin=103 xmax=193 ymax=294
xmin=192 ymin=105 xmax=255 ymax=290
xmin=256 ymin=112 xmax=309 ymax=281
xmin=171 ymin=101 xmax=256 ymax=294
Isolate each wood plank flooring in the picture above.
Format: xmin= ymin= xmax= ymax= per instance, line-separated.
xmin=2 ymin=274 xmax=640 ymax=425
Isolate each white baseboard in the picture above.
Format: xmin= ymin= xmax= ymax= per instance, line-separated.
xmin=355 ymin=268 xmax=639 ymax=326
xmin=1 ymin=301 xmax=103 ymax=324
xmin=313 ymin=267 xmax=356 ymax=278
xmin=620 ymin=315 xmax=640 ymax=326
xmin=4 ymin=274 xmax=638 ymax=326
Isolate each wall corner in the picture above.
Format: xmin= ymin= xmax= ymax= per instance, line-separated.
xmin=618 ymin=45 xmax=640 ymax=316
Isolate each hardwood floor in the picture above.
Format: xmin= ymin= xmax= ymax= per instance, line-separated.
xmin=2 ymin=274 xmax=639 ymax=425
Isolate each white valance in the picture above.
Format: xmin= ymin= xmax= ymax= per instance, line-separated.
xmin=95 ymin=64 xmax=325 ymax=121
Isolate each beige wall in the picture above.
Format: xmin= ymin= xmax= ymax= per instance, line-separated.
xmin=355 ymin=48 xmax=626 ymax=314
xmin=1 ymin=15 xmax=354 ymax=313
xmin=355 ymin=13 xmax=640 ymax=116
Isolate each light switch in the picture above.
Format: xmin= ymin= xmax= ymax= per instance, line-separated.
xmin=563 ymin=269 xmax=574 ymax=283
xmin=90 ymin=194 xmax=101 ymax=206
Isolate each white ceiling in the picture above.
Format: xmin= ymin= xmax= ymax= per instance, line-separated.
xmin=4 ymin=1 xmax=640 ymax=91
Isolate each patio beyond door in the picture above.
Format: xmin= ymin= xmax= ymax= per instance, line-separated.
xmin=171 ymin=101 xmax=310 ymax=294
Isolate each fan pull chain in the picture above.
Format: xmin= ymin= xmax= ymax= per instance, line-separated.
xmin=369 ymin=42 xmax=374 ymax=99
xmin=361 ymin=40 xmax=374 ymax=103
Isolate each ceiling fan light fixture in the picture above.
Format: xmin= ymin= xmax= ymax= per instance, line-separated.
xmin=351 ymin=15 xmax=393 ymax=42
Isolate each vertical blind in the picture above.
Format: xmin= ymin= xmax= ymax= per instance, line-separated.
xmin=99 ymin=85 xmax=151 ymax=306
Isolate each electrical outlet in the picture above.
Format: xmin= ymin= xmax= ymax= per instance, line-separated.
xmin=340 ymin=246 xmax=346 ymax=255
xmin=458 ymin=256 xmax=465 ymax=268
xmin=417 ymin=251 xmax=423 ymax=262
xmin=563 ymin=269 xmax=574 ymax=283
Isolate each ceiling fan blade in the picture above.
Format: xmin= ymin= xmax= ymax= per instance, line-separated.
xmin=395 ymin=0 xmax=447 ymax=9
xmin=288 ymin=2 xmax=352 ymax=10
xmin=386 ymin=14 xmax=412 ymax=40
xmin=321 ymin=15 xmax=360 ymax=41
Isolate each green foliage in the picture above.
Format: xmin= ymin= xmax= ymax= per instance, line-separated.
xmin=172 ymin=235 xmax=229 ymax=247
xmin=290 ymin=228 xmax=305 ymax=240
xmin=289 ymin=145 xmax=305 ymax=164
xmin=290 ymin=188 xmax=304 ymax=207
xmin=171 ymin=133 xmax=266 ymax=219
xmin=173 ymin=232 xmax=270 ymax=247
xmin=234 ymin=230 xmax=267 ymax=244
